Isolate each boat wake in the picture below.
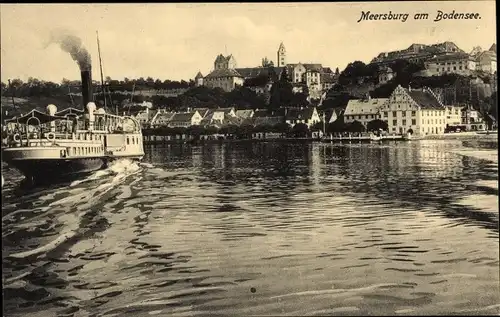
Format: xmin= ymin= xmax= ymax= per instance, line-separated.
xmin=4 ymin=158 xmax=144 ymax=262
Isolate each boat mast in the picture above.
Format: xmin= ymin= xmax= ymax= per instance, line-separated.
xmin=96 ymin=30 xmax=107 ymax=112
xmin=8 ymin=79 xmax=16 ymax=111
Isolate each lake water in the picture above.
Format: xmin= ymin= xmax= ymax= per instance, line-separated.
xmin=2 ymin=140 xmax=499 ymax=316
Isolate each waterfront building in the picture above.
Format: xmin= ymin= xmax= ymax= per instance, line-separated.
xmin=380 ymin=85 xmax=447 ymax=136
xmin=344 ymin=96 xmax=388 ymax=127
xmin=167 ymin=111 xmax=203 ymax=128
xmin=284 ymin=107 xmax=321 ymax=128
xmin=235 ymin=109 xmax=255 ymax=120
xmin=445 ymin=105 xmax=463 ymax=127
xmin=134 ymin=108 xmax=156 ymax=128
xmin=192 ymin=108 xmax=210 ymax=118
xmin=150 ymin=109 xmax=176 ymax=128
xmin=199 ymin=107 xmax=239 ymax=127
xmin=461 ymin=105 xmax=487 ymax=131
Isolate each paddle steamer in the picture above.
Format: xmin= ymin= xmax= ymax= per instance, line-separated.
xmin=2 ymin=57 xmax=144 ymax=183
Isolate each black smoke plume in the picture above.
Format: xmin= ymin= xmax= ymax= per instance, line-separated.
xmin=49 ymin=29 xmax=91 ymax=71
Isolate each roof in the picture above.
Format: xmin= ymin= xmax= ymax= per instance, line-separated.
xmin=322 ymin=67 xmax=333 ymax=74
xmin=254 ymin=116 xmax=284 ymax=126
xmin=321 ymin=73 xmax=337 ymax=83
xmin=253 ymin=109 xmax=270 ymax=118
xmin=193 ymin=108 xmax=209 ymax=117
xmin=301 ymin=107 xmax=317 ymax=119
xmin=223 ymin=116 xmax=242 ymax=126
xmin=428 ymin=52 xmax=475 ymax=62
xmin=240 ymin=117 xmax=255 ymax=126
xmin=135 ymin=110 xmax=155 ymax=121
xmin=476 ymin=50 xmax=497 ymax=62
xmin=287 ymin=63 xmax=324 ymax=73
xmin=345 ymin=98 xmax=388 ymax=115
xmin=489 ymin=43 xmax=496 ymax=53
xmin=404 ymin=88 xmax=444 ymax=110
xmin=235 ymin=67 xmax=284 ymax=79
xmin=195 ymin=71 xmax=203 ymax=79
xmin=55 ymin=107 xmax=85 ymax=117
xmin=235 ymin=109 xmax=254 ymax=119
xmin=169 ymin=111 xmax=197 ymax=122
xmin=205 ymin=68 xmax=243 ymax=78
xmin=151 ymin=110 xmax=175 ymax=123
xmin=7 ymin=109 xmax=66 ymax=125
xmin=379 ymin=66 xmax=394 ymax=73
xmin=214 ymin=107 xmax=235 ymax=115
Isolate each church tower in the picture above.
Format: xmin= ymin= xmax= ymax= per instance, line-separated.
xmin=277 ymin=42 xmax=286 ymax=67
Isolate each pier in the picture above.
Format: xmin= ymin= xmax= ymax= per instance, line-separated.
xmin=320 ymin=133 xmax=409 ymax=143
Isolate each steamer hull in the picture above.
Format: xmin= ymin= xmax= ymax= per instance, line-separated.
xmin=4 ymin=156 xmax=107 ymax=181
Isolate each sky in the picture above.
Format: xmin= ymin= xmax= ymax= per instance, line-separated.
xmin=0 ymin=1 xmax=496 ymax=83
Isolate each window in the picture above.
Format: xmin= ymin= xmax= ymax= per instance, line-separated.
xmin=412 ymin=119 xmax=416 ymax=125
xmin=402 ymin=119 xmax=407 ymax=126
xmin=402 ymin=111 xmax=406 ymax=117
xmin=384 ymin=112 xmax=388 ymax=117
xmin=411 ymin=111 xmax=416 ymax=116
xmin=392 ymin=119 xmax=397 ymax=126
xmin=392 ymin=111 xmax=397 ymax=117
xmin=127 ymin=137 xmax=130 ymax=145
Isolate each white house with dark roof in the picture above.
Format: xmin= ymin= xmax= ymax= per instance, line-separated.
xmin=150 ymin=109 xmax=176 ymax=128
xmin=380 ymin=85 xmax=447 ymax=136
xmin=193 ymin=108 xmax=210 ymax=118
xmin=199 ymin=107 xmax=238 ymax=127
xmin=344 ymin=97 xmax=388 ymax=127
xmin=134 ymin=108 xmax=156 ymax=128
xmin=284 ymin=107 xmax=321 ymax=128
xmin=167 ymin=111 xmax=203 ymax=128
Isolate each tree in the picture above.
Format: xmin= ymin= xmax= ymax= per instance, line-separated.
xmin=310 ymin=121 xmax=324 ymax=132
xmin=366 ymin=119 xmax=388 ymax=131
xmin=261 ymin=57 xmax=274 ymax=67
xmin=205 ymin=126 xmax=219 ymax=135
xmin=271 ymin=122 xmax=291 ymax=134
xmin=347 ymin=120 xmax=366 ymax=133
xmin=326 ymin=120 xmax=347 ymax=133
xmin=292 ymin=123 xmax=309 ymax=137
xmin=269 ymin=67 xmax=293 ymax=110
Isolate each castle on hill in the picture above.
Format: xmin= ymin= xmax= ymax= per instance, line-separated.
xmin=193 ymin=43 xmax=338 ymax=100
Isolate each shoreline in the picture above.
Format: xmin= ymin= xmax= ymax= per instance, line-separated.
xmin=143 ymin=132 xmax=498 ymax=145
